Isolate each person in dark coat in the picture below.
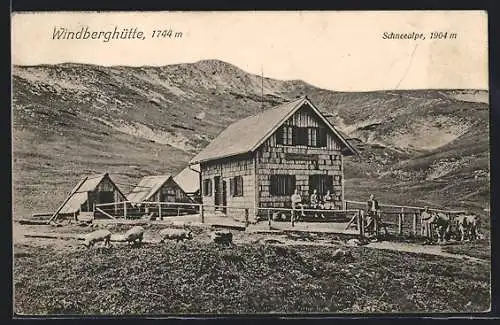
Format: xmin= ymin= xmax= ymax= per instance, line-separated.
xmin=366 ymin=194 xmax=380 ymax=235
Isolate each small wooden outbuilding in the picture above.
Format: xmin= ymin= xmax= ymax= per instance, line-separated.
xmin=51 ymin=173 xmax=126 ymax=221
xmin=127 ymin=175 xmax=193 ymax=204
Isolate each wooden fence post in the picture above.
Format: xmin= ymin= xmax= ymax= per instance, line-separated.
xmin=412 ymin=213 xmax=418 ymax=237
xmin=291 ymin=209 xmax=295 ymax=227
xmin=200 ymin=204 xmax=205 ymax=223
xmin=245 ymin=208 xmax=249 ymax=227
xmin=268 ymin=209 xmax=271 ymax=230
xmin=358 ymin=210 xmax=364 ymax=237
xmin=123 ymin=201 xmax=128 ymax=219
xmin=398 ymin=207 xmax=403 ymax=236
xmin=158 ymin=203 xmax=162 ymax=220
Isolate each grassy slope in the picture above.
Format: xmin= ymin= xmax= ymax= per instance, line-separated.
xmin=13 ymin=241 xmax=490 ymax=314
xmin=12 ymin=60 xmax=490 ymax=219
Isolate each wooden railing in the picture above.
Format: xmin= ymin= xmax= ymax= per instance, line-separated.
xmin=89 ymin=199 xmax=468 ymax=240
xmin=94 ymin=201 xmax=201 ymax=220
xmin=345 ymin=200 xmax=466 ymax=214
xmin=345 ymin=200 xmax=467 ymax=238
xmin=93 ymin=200 xmax=362 ymax=231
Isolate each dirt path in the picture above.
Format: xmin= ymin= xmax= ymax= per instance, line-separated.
xmin=13 ymin=221 xmax=488 ymax=264
xmin=363 ymin=241 xmax=488 ymax=264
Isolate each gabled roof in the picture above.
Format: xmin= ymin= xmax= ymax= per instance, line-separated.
xmin=127 ymin=175 xmax=174 ymax=203
xmin=59 ymin=173 xmax=122 ymax=214
xmin=189 ymin=96 xmax=358 ymax=164
xmin=174 ymin=165 xmax=200 ymax=194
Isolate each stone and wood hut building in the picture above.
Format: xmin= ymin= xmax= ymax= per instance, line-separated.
xmin=189 ymin=96 xmax=358 ymax=220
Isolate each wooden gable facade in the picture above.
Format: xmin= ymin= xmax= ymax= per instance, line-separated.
xmin=190 ymin=96 xmax=357 ymax=220
xmin=127 ymin=175 xmax=193 ymax=205
xmin=256 ymin=105 xmax=346 ymax=210
xmin=57 ymin=173 xmax=126 ymax=217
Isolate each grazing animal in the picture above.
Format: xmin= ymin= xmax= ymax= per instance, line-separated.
xmin=427 ymin=212 xmax=451 ymax=244
xmin=82 ymin=229 xmax=112 ymax=248
xmin=456 ymin=214 xmax=480 ymax=241
xmin=332 ymin=248 xmax=353 ymax=261
xmin=211 ymin=230 xmax=233 ymax=246
xmin=159 ymin=228 xmax=193 ymax=243
xmin=123 ymin=226 xmax=145 ymax=246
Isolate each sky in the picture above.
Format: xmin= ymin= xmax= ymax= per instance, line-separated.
xmin=11 ymin=11 xmax=488 ymax=91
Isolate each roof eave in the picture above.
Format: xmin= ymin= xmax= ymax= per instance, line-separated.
xmin=190 ymin=149 xmax=255 ymax=165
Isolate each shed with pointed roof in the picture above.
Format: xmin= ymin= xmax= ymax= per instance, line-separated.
xmin=55 ymin=173 xmax=126 ymax=219
xmin=127 ymin=175 xmax=193 ymax=204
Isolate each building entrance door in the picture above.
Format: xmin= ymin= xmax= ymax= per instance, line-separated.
xmin=222 ymin=180 xmax=227 ymax=214
xmin=214 ymin=176 xmax=222 ymax=210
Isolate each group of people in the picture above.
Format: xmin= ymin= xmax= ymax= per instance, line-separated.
xmin=290 ymin=188 xmax=337 ymax=218
xmin=289 ymin=189 xmax=481 ymax=242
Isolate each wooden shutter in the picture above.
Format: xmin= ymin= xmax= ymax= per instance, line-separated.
xmin=237 ymin=176 xmax=243 ymax=196
xmin=229 ymin=178 xmax=234 ymax=197
xmin=291 ymin=126 xmax=298 ymax=146
xmin=327 ymin=175 xmax=334 ymax=192
xmin=319 ymin=128 xmax=327 ymax=147
xmin=276 ymin=126 xmax=283 ymax=145
xmin=288 ymin=175 xmax=296 ymax=195
xmin=270 ymin=175 xmax=277 ymax=195
xmin=308 ymin=176 xmax=314 ymax=194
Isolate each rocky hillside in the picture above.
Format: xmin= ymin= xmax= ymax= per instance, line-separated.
xmin=11 ymin=60 xmax=490 ymax=217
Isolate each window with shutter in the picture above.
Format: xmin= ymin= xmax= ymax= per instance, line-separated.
xmin=309 ymin=175 xmax=334 ymax=195
xmin=270 ymin=175 xmax=295 ymax=196
xmin=232 ymin=176 xmax=243 ymax=197
xmin=203 ymin=179 xmax=212 ymax=197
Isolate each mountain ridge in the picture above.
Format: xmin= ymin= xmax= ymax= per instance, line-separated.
xmin=12 ymin=60 xmax=490 ymax=93
xmin=12 ymin=59 xmax=490 ymax=217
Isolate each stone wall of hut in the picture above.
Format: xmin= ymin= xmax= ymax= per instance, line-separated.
xmin=200 ymin=153 xmax=256 ymax=220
